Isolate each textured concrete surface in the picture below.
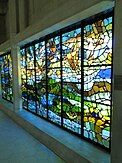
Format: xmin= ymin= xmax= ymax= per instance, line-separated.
xmin=0 ymin=110 xmax=65 ymax=163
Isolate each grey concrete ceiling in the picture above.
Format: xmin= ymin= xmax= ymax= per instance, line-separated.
xmin=0 ymin=0 xmax=8 ymax=15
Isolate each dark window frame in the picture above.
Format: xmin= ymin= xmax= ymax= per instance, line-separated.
xmin=20 ymin=9 xmax=114 ymax=152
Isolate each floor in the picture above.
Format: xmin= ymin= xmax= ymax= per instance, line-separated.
xmin=0 ymin=110 xmax=65 ymax=163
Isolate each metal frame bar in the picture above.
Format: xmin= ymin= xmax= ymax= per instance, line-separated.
xmin=81 ymin=25 xmax=84 ymax=138
xmin=45 ymin=39 xmax=49 ymax=119
xmin=109 ymin=7 xmax=114 ymax=150
xmin=34 ymin=44 xmax=38 ymax=114
xmin=60 ymin=33 xmax=63 ymax=127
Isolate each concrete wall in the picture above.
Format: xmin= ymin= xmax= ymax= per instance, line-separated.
xmin=5 ymin=2 xmax=10 ymax=41
xmin=111 ymin=0 xmax=122 ymax=163
xmin=18 ymin=0 xmax=113 ymax=29
xmin=32 ymin=0 xmax=104 ymax=24
xmin=0 ymin=15 xmax=6 ymax=43
xmin=0 ymin=0 xmax=9 ymax=44
xmin=0 ymin=0 xmax=114 ymax=46
xmin=25 ymin=0 xmax=114 ymax=26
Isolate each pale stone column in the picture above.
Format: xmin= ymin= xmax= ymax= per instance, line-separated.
xmin=9 ymin=0 xmax=22 ymax=111
xmin=19 ymin=0 xmax=25 ymax=31
xmin=111 ymin=0 xmax=122 ymax=163
xmin=11 ymin=45 xmax=22 ymax=111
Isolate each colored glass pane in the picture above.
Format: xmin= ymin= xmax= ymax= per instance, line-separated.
xmin=83 ymin=102 xmax=110 ymax=148
xmin=36 ymin=81 xmax=47 ymax=118
xmin=35 ymin=42 xmax=46 ymax=81
xmin=26 ymin=46 xmax=34 ymax=69
xmin=20 ymin=49 xmax=27 ymax=109
xmin=0 ymin=53 xmax=13 ymax=102
xmin=84 ymin=17 xmax=112 ymax=66
xmin=83 ymin=16 xmax=112 ymax=148
xmin=62 ymin=28 xmax=81 ymax=133
xmin=26 ymin=46 xmax=36 ymax=113
xmin=84 ymin=66 xmax=111 ymax=105
xmin=35 ymin=42 xmax=47 ymax=118
xmin=47 ymin=36 xmax=61 ymax=125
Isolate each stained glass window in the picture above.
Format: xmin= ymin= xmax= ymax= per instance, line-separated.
xmin=21 ymin=46 xmax=37 ymax=113
xmin=47 ymin=36 xmax=61 ymax=125
xmin=35 ymin=41 xmax=47 ymax=118
xmin=0 ymin=52 xmax=13 ymax=102
xmin=20 ymin=48 xmax=27 ymax=109
xmin=83 ymin=16 xmax=112 ymax=148
xmin=62 ymin=28 xmax=81 ymax=133
xmin=20 ymin=11 xmax=113 ymax=150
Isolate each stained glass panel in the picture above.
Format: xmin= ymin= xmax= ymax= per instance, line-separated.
xmin=83 ymin=102 xmax=110 ymax=148
xmin=21 ymin=46 xmax=37 ymax=113
xmin=84 ymin=66 xmax=111 ymax=105
xmin=21 ymin=48 xmax=26 ymax=80
xmin=27 ymin=91 xmax=36 ymax=113
xmin=20 ymin=49 xmax=27 ymax=109
xmin=62 ymin=28 xmax=81 ymax=133
xmin=47 ymin=36 xmax=61 ymax=125
xmin=35 ymin=42 xmax=46 ymax=81
xmin=27 ymin=70 xmax=35 ymax=85
xmin=26 ymin=46 xmax=34 ymax=69
xmin=84 ymin=17 xmax=112 ymax=66
xmin=0 ymin=53 xmax=13 ymax=102
xmin=21 ymin=79 xmax=27 ymax=109
xmin=36 ymin=81 xmax=47 ymax=117
xmin=35 ymin=42 xmax=47 ymax=117
xmin=83 ymin=16 xmax=112 ymax=148
xmin=26 ymin=46 xmax=36 ymax=113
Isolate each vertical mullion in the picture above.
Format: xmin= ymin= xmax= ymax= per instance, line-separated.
xmin=5 ymin=55 xmax=7 ymax=100
xmin=10 ymin=52 xmax=13 ymax=102
xmin=2 ymin=55 xmax=5 ymax=99
xmin=0 ymin=56 xmax=3 ymax=97
xmin=11 ymin=52 xmax=13 ymax=102
xmin=25 ymin=47 xmax=28 ymax=110
xmin=109 ymin=11 xmax=114 ymax=151
xmin=4 ymin=55 xmax=6 ymax=99
xmin=81 ymin=26 xmax=84 ymax=138
xmin=34 ymin=44 xmax=37 ymax=114
xmin=7 ymin=54 xmax=9 ymax=100
xmin=3 ymin=55 xmax=5 ymax=99
xmin=60 ymin=33 xmax=63 ymax=127
xmin=7 ymin=54 xmax=10 ymax=98
xmin=45 ymin=40 xmax=48 ymax=119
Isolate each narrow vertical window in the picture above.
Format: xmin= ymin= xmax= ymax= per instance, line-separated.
xmin=21 ymin=48 xmax=27 ymax=109
xmin=62 ymin=28 xmax=81 ymax=133
xmin=46 ymin=36 xmax=62 ymax=125
xmin=35 ymin=41 xmax=47 ymax=118
xmin=83 ymin=16 xmax=112 ymax=148
xmin=26 ymin=46 xmax=36 ymax=113
xmin=0 ymin=52 xmax=13 ymax=102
